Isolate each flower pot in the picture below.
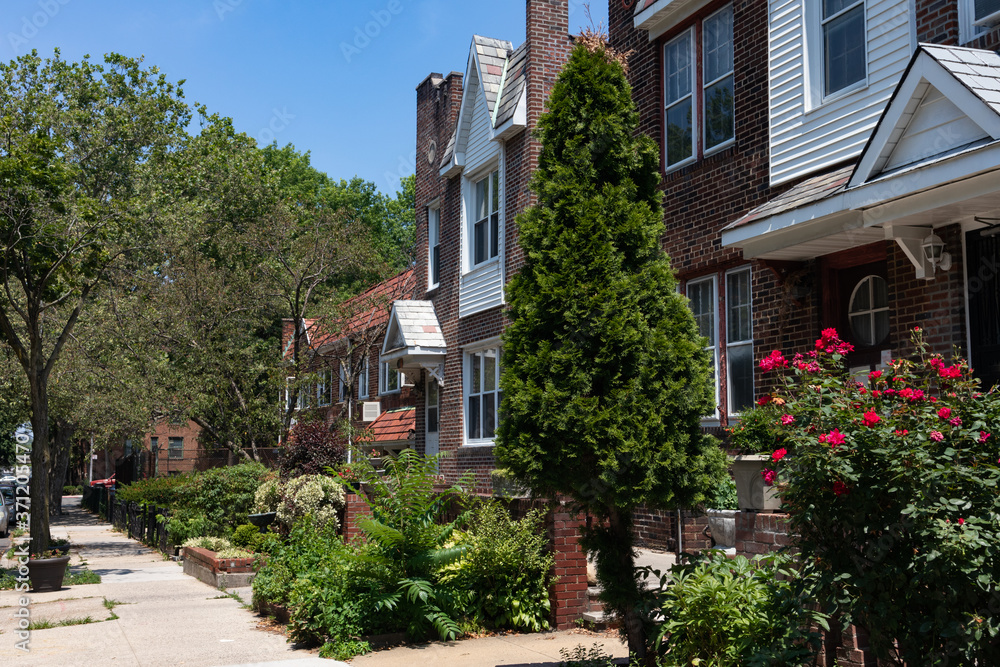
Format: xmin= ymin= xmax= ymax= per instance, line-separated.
xmin=705 ymin=509 xmax=738 ymax=549
xmin=731 ymin=455 xmax=782 ymax=511
xmin=27 ymin=555 xmax=71 ymax=592
xmin=248 ymin=512 xmax=277 ymax=529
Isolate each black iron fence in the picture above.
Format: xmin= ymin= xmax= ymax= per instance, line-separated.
xmin=82 ymin=486 xmax=172 ymax=553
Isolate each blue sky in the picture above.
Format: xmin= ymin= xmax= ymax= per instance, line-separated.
xmin=2 ymin=1 xmax=606 ymax=196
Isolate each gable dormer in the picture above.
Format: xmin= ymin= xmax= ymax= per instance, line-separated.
xmin=849 ymin=44 xmax=1000 ymax=187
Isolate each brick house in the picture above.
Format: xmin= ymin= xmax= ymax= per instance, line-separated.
xmin=609 ymin=1 xmax=1000 ymax=662
xmin=282 ymin=268 xmax=418 ymax=458
xmin=609 ymin=0 xmax=1000 ymax=426
xmin=381 ymin=0 xmax=574 ymax=491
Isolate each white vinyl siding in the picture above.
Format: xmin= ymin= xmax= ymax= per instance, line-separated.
xmin=458 ymin=68 xmax=504 ymax=319
xmin=768 ymin=0 xmax=911 ymax=185
xmin=882 ymin=86 xmax=989 ymax=172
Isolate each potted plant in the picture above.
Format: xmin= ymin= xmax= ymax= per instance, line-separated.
xmin=726 ymin=395 xmax=788 ymax=511
xmin=27 ymin=549 xmax=71 ymax=592
xmin=704 ymin=476 xmax=738 ymax=550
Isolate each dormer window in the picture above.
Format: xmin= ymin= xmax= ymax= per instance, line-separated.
xmin=472 ymin=170 xmax=499 ymax=266
xmin=821 ymin=0 xmax=866 ymax=96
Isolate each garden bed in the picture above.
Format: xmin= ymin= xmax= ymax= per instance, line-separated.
xmin=182 ymin=546 xmax=258 ymax=588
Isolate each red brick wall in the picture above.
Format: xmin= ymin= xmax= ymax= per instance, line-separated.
xmin=341 ymin=491 xmax=372 ymax=542
xmin=549 ymin=501 xmax=590 ymax=629
xmin=915 ymin=0 xmax=1000 ymax=49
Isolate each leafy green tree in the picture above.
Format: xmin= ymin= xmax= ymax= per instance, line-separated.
xmin=0 ymin=50 xmax=189 ymax=552
xmin=494 ymin=40 xmax=726 ymax=660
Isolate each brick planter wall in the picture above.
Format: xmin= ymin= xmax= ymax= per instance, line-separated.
xmin=549 ymin=501 xmax=589 ymax=630
xmin=342 ymin=492 xmax=372 ymax=542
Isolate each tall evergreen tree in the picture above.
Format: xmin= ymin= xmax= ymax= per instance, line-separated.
xmin=495 ymin=38 xmax=726 ymax=660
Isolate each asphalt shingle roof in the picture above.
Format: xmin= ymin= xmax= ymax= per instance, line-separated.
xmin=384 ymin=300 xmax=445 ymax=353
xmin=922 ymin=44 xmax=1000 ymax=113
xmin=723 ymin=165 xmax=853 ymax=231
xmin=474 ymin=35 xmax=513 ymax=120
xmin=495 ymin=41 xmax=527 ymax=127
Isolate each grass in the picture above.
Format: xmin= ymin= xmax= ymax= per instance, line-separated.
xmin=103 ymin=598 xmax=124 ymax=620
xmin=27 ymin=616 xmax=95 ymax=630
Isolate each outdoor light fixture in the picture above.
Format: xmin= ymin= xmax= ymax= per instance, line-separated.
xmin=921 ymin=232 xmax=951 ymax=272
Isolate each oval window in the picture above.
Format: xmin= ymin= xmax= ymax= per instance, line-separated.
xmin=848 ymin=275 xmax=889 ymax=347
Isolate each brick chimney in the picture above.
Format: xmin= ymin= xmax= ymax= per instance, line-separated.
xmin=525 ymin=0 xmax=572 ymax=171
xmin=414 ymin=70 xmax=462 ymax=295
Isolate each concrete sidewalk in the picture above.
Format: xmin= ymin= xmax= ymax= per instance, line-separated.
xmin=0 ymin=498 xmax=631 ymax=667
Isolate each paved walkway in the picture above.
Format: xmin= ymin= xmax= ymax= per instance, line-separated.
xmin=0 ymin=498 xmax=630 ymax=667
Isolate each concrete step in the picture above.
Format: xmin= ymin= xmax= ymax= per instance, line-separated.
xmin=580 ymin=610 xmax=610 ymax=630
xmin=587 ymin=586 xmax=603 ymax=613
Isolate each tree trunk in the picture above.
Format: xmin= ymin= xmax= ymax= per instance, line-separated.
xmin=29 ymin=376 xmax=52 ymax=556
xmin=600 ymin=508 xmax=648 ymax=663
xmin=48 ymin=420 xmax=75 ymax=516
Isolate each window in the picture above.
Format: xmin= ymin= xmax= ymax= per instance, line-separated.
xmin=663 ymin=5 xmax=733 ymax=170
xmin=150 ymin=437 xmax=159 ymax=455
xmin=726 ymin=268 xmax=753 ymax=415
xmin=380 ymin=361 xmax=402 ymax=395
xmin=472 ymin=170 xmax=499 ymax=266
xmin=339 ymin=364 xmax=348 ymax=402
xmin=428 ymin=207 xmax=440 ymax=288
xmin=849 ymin=275 xmax=889 ymax=347
xmin=317 ymin=369 xmax=331 ymax=407
xmin=664 ymin=29 xmax=695 ymax=167
xmin=703 ymin=5 xmax=734 ymax=151
xmin=427 ymin=379 xmax=440 ymax=434
xmin=961 ymin=0 xmax=999 ymax=42
xmin=466 ymin=345 xmax=501 ymax=443
xmin=168 ymin=437 xmax=184 ymax=460
xmin=687 ymin=276 xmax=719 ymax=417
xmin=822 ymin=0 xmax=866 ymax=96
xmin=358 ymin=356 xmax=369 ymax=399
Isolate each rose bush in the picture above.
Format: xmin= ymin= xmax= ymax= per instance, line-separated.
xmin=760 ymin=327 xmax=1000 ymax=665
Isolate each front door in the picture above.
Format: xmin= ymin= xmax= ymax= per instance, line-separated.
xmin=425 ymin=376 xmax=440 ymax=458
xmin=967 ymin=228 xmax=1000 ymax=390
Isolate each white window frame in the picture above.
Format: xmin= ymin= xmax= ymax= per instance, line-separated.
xmin=663 ymin=27 xmax=697 ymax=171
xmin=379 ymin=361 xmax=402 ymax=396
xmin=339 ymin=364 xmax=348 ymax=402
xmin=428 ymin=206 xmax=441 ymax=289
xmin=317 ymin=369 xmax=331 ymax=407
xmin=725 ymin=266 xmax=753 ymax=417
xmin=426 ymin=377 xmax=440 ymax=435
xmin=960 ymin=0 xmax=999 ymax=43
xmin=467 ymin=168 xmax=500 ymax=269
xmin=463 ymin=339 xmax=501 ymax=446
xmin=806 ymin=0 xmax=868 ymax=108
xmin=358 ymin=356 xmax=370 ymax=399
xmin=687 ymin=275 xmax=720 ymax=423
xmin=848 ymin=275 xmax=890 ymax=347
xmin=702 ymin=4 xmax=735 ymax=157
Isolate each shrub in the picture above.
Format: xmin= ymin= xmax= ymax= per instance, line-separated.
xmin=193 ymin=462 xmax=273 ymax=532
xmin=167 ymin=512 xmax=215 ymax=546
xmin=705 ymin=476 xmax=738 ymax=510
xmin=450 ymin=502 xmax=554 ymax=631
xmin=253 ymin=478 xmax=280 ymax=513
xmin=279 ymin=418 xmax=348 ymax=477
xmin=276 ymin=474 xmax=345 ymax=532
xmin=231 ymin=523 xmax=265 ymax=552
xmin=649 ymin=551 xmax=824 ymax=666
xmin=116 ymin=475 xmax=190 ymax=507
xmin=182 ymin=536 xmax=232 ymax=551
xmin=761 ymin=327 xmax=1000 ymax=664
xmin=62 ymin=485 xmax=82 ymax=495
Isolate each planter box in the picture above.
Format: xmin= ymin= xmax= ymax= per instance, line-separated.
xmin=28 ymin=555 xmax=71 ymax=592
xmin=731 ymin=455 xmax=782 ymax=511
xmin=182 ymin=546 xmax=258 ymax=588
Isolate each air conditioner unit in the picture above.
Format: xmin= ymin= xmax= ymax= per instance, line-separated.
xmin=361 ymin=401 xmax=381 ymax=422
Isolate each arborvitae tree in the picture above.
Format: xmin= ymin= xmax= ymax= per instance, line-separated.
xmin=495 ymin=38 xmax=727 ymax=661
